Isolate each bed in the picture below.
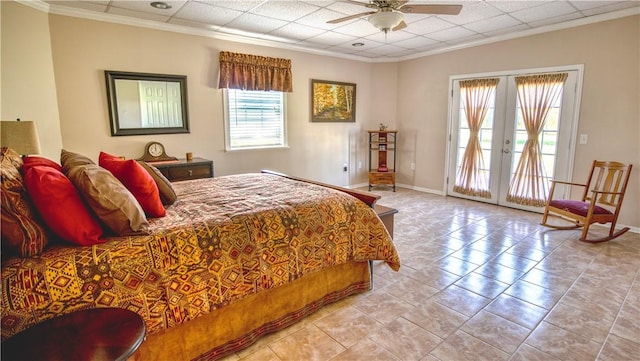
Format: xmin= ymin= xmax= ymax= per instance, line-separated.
xmin=1 ymin=148 xmax=400 ymax=360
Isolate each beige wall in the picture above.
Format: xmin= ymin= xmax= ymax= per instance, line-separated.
xmin=396 ymin=15 xmax=639 ymax=228
xmin=1 ymin=1 xmax=62 ymax=160
xmin=46 ymin=13 xmax=382 ymax=187
xmin=2 ymin=2 xmax=638 ymax=228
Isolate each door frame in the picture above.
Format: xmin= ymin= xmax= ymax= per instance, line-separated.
xmin=444 ymin=64 xmax=585 ymax=212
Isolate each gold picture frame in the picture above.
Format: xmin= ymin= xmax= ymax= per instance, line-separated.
xmin=311 ymin=79 xmax=356 ymax=122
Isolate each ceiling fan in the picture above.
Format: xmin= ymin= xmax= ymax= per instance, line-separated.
xmin=327 ymin=1 xmax=463 ymax=33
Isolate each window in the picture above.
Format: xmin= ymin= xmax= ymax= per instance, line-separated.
xmin=224 ymin=89 xmax=286 ymax=150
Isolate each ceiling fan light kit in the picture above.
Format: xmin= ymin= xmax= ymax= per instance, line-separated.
xmin=368 ymin=11 xmax=404 ymax=33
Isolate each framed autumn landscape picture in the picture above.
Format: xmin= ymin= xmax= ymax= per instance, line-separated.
xmin=311 ymin=79 xmax=356 ymax=122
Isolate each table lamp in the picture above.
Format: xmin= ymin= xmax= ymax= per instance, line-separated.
xmin=1 ymin=120 xmax=42 ymax=156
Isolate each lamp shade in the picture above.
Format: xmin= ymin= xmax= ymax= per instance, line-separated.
xmin=368 ymin=11 xmax=403 ymax=33
xmin=1 ymin=120 xmax=42 ymax=155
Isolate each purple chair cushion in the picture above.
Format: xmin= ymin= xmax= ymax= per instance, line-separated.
xmin=549 ymin=200 xmax=612 ymax=217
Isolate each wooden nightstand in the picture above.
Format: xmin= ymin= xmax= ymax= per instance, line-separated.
xmin=374 ymin=204 xmax=398 ymax=238
xmin=151 ymin=157 xmax=213 ymax=182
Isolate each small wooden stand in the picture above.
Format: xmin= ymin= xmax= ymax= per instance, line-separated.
xmin=368 ymin=130 xmax=397 ymax=191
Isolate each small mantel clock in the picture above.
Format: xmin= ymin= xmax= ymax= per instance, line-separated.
xmin=138 ymin=141 xmax=178 ymax=162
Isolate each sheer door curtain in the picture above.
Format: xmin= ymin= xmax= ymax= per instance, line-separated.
xmin=454 ymin=78 xmax=499 ymax=198
xmin=507 ymin=73 xmax=568 ymax=207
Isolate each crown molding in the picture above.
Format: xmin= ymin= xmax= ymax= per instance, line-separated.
xmin=398 ymin=6 xmax=640 ymax=62
xmin=17 ymin=1 xmax=640 ymax=64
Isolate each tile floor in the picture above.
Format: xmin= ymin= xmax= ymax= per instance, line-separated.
xmin=221 ymin=188 xmax=640 ymax=361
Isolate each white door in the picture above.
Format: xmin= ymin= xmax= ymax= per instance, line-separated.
xmin=139 ymin=81 xmax=183 ymax=127
xmin=447 ymin=67 xmax=581 ymax=212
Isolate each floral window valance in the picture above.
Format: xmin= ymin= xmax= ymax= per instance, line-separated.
xmin=218 ymin=51 xmax=293 ymax=92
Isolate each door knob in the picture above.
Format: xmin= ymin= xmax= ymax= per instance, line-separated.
xmin=503 ymin=149 xmax=511 ymax=154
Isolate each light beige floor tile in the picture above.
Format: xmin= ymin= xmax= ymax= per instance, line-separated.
xmin=330 ymin=338 xmax=400 ymax=361
xmin=430 ymin=236 xmax=470 ymax=253
xmin=509 ymin=344 xmax=561 ymax=361
xmin=434 ymin=256 xmax=480 ymax=277
xmin=505 ymin=242 xmax=549 ymax=261
xmin=236 ymin=189 xmax=640 ymax=361
xmin=429 ymin=330 xmax=510 ymax=361
xmin=519 ymin=268 xmax=575 ymax=292
xmin=384 ymin=275 xmax=440 ymax=305
xmin=520 ymin=233 xmax=567 ymax=252
xmin=561 ymin=282 xmax=626 ymax=321
xmin=454 ymin=272 xmax=510 ymax=299
xmin=239 ymin=346 xmax=280 ymax=361
xmin=545 ymin=302 xmax=613 ymax=343
xmin=400 ymin=264 xmax=460 ymax=290
xmin=474 ymin=262 xmax=525 ymax=284
xmin=535 ymin=250 xmax=593 ymax=279
xmin=419 ymin=354 xmax=443 ymax=361
xmin=401 ymin=301 xmax=468 ymax=339
xmin=314 ymin=306 xmax=383 ymax=348
xmin=234 ymin=327 xmax=292 ymax=359
xmin=268 ymin=325 xmax=345 ymax=361
xmin=611 ymin=298 xmax=640 ymax=343
xmin=449 ymin=247 xmax=494 ymax=265
xmin=597 ymin=333 xmax=640 ymax=361
xmin=432 ymin=284 xmax=492 ymax=316
xmin=368 ymin=317 xmax=442 ymax=361
xmin=461 ymin=310 xmax=530 ymax=353
xmin=492 ymin=252 xmax=538 ymax=273
xmin=478 ymin=232 xmax=520 ymax=248
xmin=504 ymin=280 xmax=563 ymax=310
xmin=485 ymin=293 xmax=548 ymax=329
xmin=353 ymin=290 xmax=414 ymax=325
xmin=573 ymin=268 xmax=635 ymax=295
xmin=525 ymin=321 xmax=602 ymax=361
xmin=468 ymin=238 xmax=511 ymax=257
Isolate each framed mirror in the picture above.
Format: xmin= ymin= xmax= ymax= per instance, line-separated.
xmin=105 ymin=70 xmax=190 ymax=136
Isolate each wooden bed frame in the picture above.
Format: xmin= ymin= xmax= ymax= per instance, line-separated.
xmin=131 ymin=170 xmax=383 ymax=361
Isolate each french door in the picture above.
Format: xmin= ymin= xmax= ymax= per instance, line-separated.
xmin=446 ymin=66 xmax=582 ymax=212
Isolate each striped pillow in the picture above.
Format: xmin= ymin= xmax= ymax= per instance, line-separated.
xmin=0 ymin=147 xmax=51 ymax=257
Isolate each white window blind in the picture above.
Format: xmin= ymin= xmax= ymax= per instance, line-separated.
xmin=225 ymin=89 xmax=286 ymax=150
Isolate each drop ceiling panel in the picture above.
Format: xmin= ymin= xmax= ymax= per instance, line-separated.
xmin=41 ymin=0 xmax=639 ymax=60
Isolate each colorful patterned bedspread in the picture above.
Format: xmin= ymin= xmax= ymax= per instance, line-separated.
xmin=1 ymin=173 xmax=400 ymax=340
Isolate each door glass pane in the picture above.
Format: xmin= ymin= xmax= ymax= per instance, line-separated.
xmin=455 ymin=88 xmax=496 ymax=188
xmin=510 ymin=86 xmax=564 ymax=190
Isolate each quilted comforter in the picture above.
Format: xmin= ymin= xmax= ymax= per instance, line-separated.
xmin=1 ymin=173 xmax=400 ymax=340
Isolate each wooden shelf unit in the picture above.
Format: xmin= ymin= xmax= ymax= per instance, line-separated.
xmin=368 ymin=130 xmax=397 ymax=191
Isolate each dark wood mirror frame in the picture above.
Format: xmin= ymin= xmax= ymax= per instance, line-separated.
xmin=105 ymin=70 xmax=190 ymax=136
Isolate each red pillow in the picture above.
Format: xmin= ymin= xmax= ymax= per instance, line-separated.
xmin=22 ymin=156 xmax=63 ymax=172
xmin=23 ymin=166 xmax=103 ymax=246
xmin=99 ymin=152 xmax=165 ymax=218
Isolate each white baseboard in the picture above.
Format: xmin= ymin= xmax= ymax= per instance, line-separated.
xmin=396 ymin=183 xmax=445 ymax=196
xmin=349 ymin=182 xmax=639 ymax=235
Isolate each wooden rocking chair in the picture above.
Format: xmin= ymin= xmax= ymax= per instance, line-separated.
xmin=541 ymin=160 xmax=633 ymax=243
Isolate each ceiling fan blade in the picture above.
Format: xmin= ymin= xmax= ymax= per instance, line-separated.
xmin=392 ymin=20 xmax=407 ymax=31
xmin=398 ymin=4 xmax=463 ymax=15
xmin=345 ymin=0 xmax=379 ymax=10
xmin=327 ymin=11 xmax=378 ymax=24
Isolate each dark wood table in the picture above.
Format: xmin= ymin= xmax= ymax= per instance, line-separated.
xmin=1 ymin=308 xmax=146 ymax=361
